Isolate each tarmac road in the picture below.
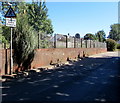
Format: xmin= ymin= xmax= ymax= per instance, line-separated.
xmin=1 ymin=51 xmax=120 ymax=103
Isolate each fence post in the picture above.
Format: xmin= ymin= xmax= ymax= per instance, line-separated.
xmin=74 ymin=37 xmax=76 ymax=48
xmin=105 ymin=42 xmax=106 ymax=48
xmin=4 ymin=43 xmax=6 ymax=49
xmin=66 ymin=35 xmax=68 ymax=48
xmin=98 ymin=41 xmax=99 ymax=48
xmin=38 ymin=33 xmax=40 ymax=49
xmin=90 ymin=40 xmax=91 ymax=48
xmin=81 ymin=39 xmax=82 ymax=48
xmin=85 ymin=40 xmax=87 ymax=48
xmin=40 ymin=34 xmax=43 ymax=48
xmin=54 ymin=34 xmax=56 ymax=48
xmin=93 ymin=41 xmax=94 ymax=48
xmin=95 ymin=41 xmax=97 ymax=48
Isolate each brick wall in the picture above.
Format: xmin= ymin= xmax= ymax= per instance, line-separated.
xmin=31 ymin=48 xmax=107 ymax=69
xmin=0 ymin=48 xmax=107 ymax=75
xmin=0 ymin=49 xmax=10 ymax=75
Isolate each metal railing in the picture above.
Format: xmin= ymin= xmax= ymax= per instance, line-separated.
xmin=38 ymin=34 xmax=106 ymax=49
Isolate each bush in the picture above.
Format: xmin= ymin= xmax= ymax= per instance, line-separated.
xmin=106 ymin=39 xmax=117 ymax=51
xmin=13 ymin=13 xmax=37 ymax=71
xmin=117 ymin=43 xmax=120 ymax=49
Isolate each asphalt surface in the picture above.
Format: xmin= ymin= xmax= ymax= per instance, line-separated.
xmin=1 ymin=52 xmax=120 ymax=103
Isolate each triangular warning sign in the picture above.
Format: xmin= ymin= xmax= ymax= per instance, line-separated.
xmin=5 ymin=7 xmax=16 ymax=18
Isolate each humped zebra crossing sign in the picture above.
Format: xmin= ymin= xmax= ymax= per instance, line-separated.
xmin=5 ymin=6 xmax=16 ymax=27
xmin=5 ymin=6 xmax=16 ymax=18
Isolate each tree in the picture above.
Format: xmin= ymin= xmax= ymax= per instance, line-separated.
xmin=1 ymin=1 xmax=54 ymax=71
xmin=108 ymin=24 xmax=120 ymax=41
xmin=106 ymin=39 xmax=117 ymax=51
xmin=0 ymin=24 xmax=7 ymax=44
xmin=95 ymin=30 xmax=106 ymax=42
xmin=1 ymin=1 xmax=53 ymax=42
xmin=84 ymin=33 xmax=96 ymax=40
xmin=2 ymin=25 xmax=10 ymax=41
xmin=26 ymin=1 xmax=54 ymax=48
xmin=27 ymin=1 xmax=53 ymax=34
xmin=13 ymin=3 xmax=37 ymax=71
xmin=75 ymin=33 xmax=80 ymax=38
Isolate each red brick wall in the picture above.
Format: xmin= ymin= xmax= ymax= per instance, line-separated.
xmin=31 ymin=48 xmax=107 ymax=69
xmin=0 ymin=48 xmax=107 ymax=75
xmin=0 ymin=49 xmax=10 ymax=75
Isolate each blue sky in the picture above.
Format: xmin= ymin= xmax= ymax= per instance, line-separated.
xmin=0 ymin=2 xmax=118 ymax=37
xmin=46 ymin=2 xmax=118 ymax=37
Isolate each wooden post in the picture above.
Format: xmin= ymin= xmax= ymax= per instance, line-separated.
xmin=74 ymin=37 xmax=76 ymax=48
xmin=86 ymin=40 xmax=87 ymax=48
xmin=66 ymin=35 xmax=68 ymax=48
xmin=54 ymin=34 xmax=56 ymax=48
xmin=93 ymin=41 xmax=95 ymax=48
xmin=81 ymin=39 xmax=82 ymax=48
xmin=90 ymin=40 xmax=91 ymax=48
xmin=38 ymin=33 xmax=40 ymax=49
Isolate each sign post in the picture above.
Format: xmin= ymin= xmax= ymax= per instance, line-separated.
xmin=5 ymin=6 xmax=16 ymax=75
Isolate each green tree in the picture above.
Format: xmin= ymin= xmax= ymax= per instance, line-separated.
xmin=106 ymin=39 xmax=117 ymax=51
xmin=2 ymin=25 xmax=10 ymax=41
xmin=0 ymin=23 xmax=9 ymax=48
xmin=75 ymin=33 xmax=80 ymax=38
xmin=27 ymin=1 xmax=53 ymax=34
xmin=84 ymin=33 xmax=96 ymax=40
xmin=27 ymin=1 xmax=53 ymax=48
xmin=108 ymin=24 xmax=120 ymax=41
xmin=95 ymin=30 xmax=106 ymax=42
xmin=0 ymin=24 xmax=7 ymax=43
xmin=13 ymin=3 xmax=37 ymax=71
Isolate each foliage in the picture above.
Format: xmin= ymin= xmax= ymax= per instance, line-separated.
xmin=0 ymin=34 xmax=8 ymax=43
xmin=106 ymin=39 xmax=117 ymax=51
xmin=27 ymin=1 xmax=54 ymax=34
xmin=40 ymin=39 xmax=49 ymax=48
xmin=108 ymin=24 xmax=120 ymax=41
xmin=1 ymin=1 xmax=54 ymax=50
xmin=2 ymin=25 xmax=10 ymax=42
xmin=1 ymin=1 xmax=53 ymax=70
xmin=0 ymin=24 xmax=6 ymax=43
xmin=0 ymin=23 xmax=10 ymax=48
xmin=117 ymin=43 xmax=120 ymax=49
xmin=95 ymin=30 xmax=106 ymax=42
xmin=84 ymin=33 xmax=96 ymax=40
xmin=75 ymin=33 xmax=80 ymax=38
xmin=13 ymin=3 xmax=37 ymax=71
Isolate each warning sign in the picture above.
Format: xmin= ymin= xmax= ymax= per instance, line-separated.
xmin=5 ymin=6 xmax=16 ymax=18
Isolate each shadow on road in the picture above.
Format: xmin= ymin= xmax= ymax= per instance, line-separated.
xmin=1 ymin=56 xmax=120 ymax=103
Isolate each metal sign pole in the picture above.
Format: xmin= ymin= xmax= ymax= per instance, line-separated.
xmin=5 ymin=5 xmax=16 ymax=75
xmin=10 ymin=27 xmax=13 ymax=74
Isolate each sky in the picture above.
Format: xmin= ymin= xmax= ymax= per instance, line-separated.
xmin=0 ymin=1 xmax=118 ymax=37
xmin=46 ymin=2 xmax=118 ymax=37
